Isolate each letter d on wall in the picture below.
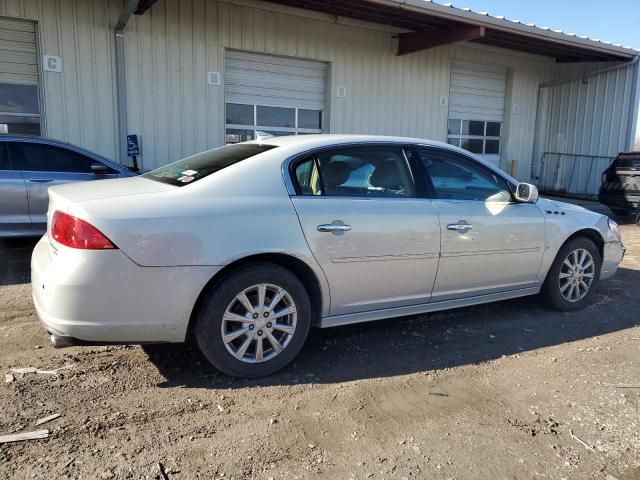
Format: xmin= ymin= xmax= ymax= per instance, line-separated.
xmin=43 ymin=55 xmax=63 ymax=73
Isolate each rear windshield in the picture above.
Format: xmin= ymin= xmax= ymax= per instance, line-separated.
xmin=144 ymin=144 xmax=277 ymax=186
xmin=613 ymin=152 xmax=640 ymax=170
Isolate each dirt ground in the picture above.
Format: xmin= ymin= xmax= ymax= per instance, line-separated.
xmin=1 ymin=221 xmax=639 ymax=480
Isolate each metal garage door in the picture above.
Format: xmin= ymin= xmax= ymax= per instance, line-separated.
xmin=0 ymin=17 xmax=40 ymax=135
xmin=447 ymin=61 xmax=506 ymax=168
xmin=224 ymin=50 xmax=326 ymax=143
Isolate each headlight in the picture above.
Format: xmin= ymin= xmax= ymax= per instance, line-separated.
xmin=608 ymin=217 xmax=621 ymax=239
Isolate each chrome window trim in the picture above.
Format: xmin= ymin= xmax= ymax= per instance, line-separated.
xmin=282 ymin=141 xmax=421 ymax=197
xmin=282 ymin=141 xmax=517 ymax=197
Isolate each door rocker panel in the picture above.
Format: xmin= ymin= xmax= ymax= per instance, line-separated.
xmin=320 ymin=286 xmax=540 ymax=328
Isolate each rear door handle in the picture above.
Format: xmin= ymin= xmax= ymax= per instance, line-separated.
xmin=447 ymin=223 xmax=473 ymax=232
xmin=317 ymin=224 xmax=352 ymax=233
xmin=28 ymin=178 xmax=54 ymax=183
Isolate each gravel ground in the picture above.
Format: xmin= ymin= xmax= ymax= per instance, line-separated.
xmin=0 ymin=222 xmax=638 ymax=480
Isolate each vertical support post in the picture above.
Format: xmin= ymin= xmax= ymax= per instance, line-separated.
xmin=510 ymin=159 xmax=516 ymax=178
xmin=115 ymin=29 xmax=128 ymax=166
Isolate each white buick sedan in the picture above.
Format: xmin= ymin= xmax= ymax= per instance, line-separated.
xmin=32 ymin=135 xmax=625 ymax=377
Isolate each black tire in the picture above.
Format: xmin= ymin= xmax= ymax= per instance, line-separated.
xmin=541 ymin=237 xmax=602 ymax=311
xmin=194 ymin=263 xmax=311 ymax=378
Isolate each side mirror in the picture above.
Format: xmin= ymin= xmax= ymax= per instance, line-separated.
xmin=91 ymin=163 xmax=110 ymax=175
xmin=514 ymin=183 xmax=539 ymax=203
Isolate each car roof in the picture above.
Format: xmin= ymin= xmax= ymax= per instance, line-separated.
xmin=0 ymin=133 xmax=85 ymax=147
xmin=249 ymin=133 xmax=516 ymax=182
xmin=252 ymin=133 xmax=454 ymax=150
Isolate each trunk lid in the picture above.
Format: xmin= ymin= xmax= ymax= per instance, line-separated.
xmin=46 ymin=176 xmax=176 ymax=238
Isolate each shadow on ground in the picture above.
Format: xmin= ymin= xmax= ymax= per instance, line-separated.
xmin=145 ymin=265 xmax=640 ymax=389
xmin=0 ymin=237 xmax=39 ymax=286
xmin=2 ymin=227 xmax=637 ymax=388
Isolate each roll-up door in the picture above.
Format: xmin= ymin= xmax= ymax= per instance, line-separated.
xmin=0 ymin=18 xmax=41 ymax=135
xmin=224 ymin=50 xmax=326 ymax=143
xmin=447 ymin=61 xmax=506 ymax=168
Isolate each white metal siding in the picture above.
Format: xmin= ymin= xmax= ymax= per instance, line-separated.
xmin=121 ymin=0 xmax=556 ymax=172
xmin=535 ymin=61 xmax=638 ymax=196
xmin=225 ymin=50 xmax=326 ymax=110
xmin=0 ymin=17 xmax=37 ymax=84
xmin=0 ymin=0 xmax=568 ymax=179
xmin=0 ymin=0 xmax=121 ymax=162
xmin=449 ymin=61 xmax=506 ymax=122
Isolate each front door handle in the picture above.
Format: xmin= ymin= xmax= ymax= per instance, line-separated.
xmin=28 ymin=178 xmax=54 ymax=183
xmin=447 ymin=222 xmax=473 ymax=232
xmin=317 ymin=224 xmax=352 ymax=233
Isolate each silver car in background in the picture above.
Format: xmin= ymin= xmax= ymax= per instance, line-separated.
xmin=0 ymin=135 xmax=135 ymax=237
xmin=31 ymin=135 xmax=625 ymax=378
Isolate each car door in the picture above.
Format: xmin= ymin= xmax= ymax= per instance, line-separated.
xmin=9 ymin=141 xmax=119 ymax=231
xmin=290 ymin=144 xmax=441 ymax=317
xmin=412 ymin=147 xmax=545 ymax=301
xmin=0 ymin=142 xmax=31 ymax=236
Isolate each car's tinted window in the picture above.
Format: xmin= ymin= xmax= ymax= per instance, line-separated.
xmin=145 ymin=144 xmax=277 ymax=187
xmin=10 ymin=143 xmax=104 ymax=173
xmin=294 ymin=146 xmax=415 ymax=197
xmin=415 ymin=148 xmax=511 ymax=202
xmin=0 ymin=143 xmax=9 ymax=170
xmin=613 ymin=152 xmax=640 ymax=171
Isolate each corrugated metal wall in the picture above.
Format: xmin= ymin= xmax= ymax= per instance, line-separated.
xmin=0 ymin=0 xmax=121 ymax=161
xmin=534 ymin=60 xmax=639 ymax=196
xmin=10 ymin=0 xmax=627 ymax=184
xmin=123 ymin=0 xmax=556 ymax=173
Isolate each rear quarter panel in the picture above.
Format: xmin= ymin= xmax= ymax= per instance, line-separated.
xmin=62 ymin=150 xmax=331 ymax=314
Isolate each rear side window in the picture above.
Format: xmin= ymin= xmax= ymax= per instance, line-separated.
xmin=10 ymin=143 xmax=104 ymax=173
xmin=613 ymin=153 xmax=640 ymax=170
xmin=145 ymin=144 xmax=277 ymax=187
xmin=293 ymin=146 xmax=415 ymax=197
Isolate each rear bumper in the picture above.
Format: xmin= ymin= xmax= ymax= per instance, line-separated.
xmin=31 ymin=235 xmax=221 ymax=344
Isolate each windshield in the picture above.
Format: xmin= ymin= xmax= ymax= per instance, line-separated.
xmin=144 ymin=144 xmax=277 ymax=186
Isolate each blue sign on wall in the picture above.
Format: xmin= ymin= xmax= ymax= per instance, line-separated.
xmin=127 ymin=134 xmax=140 ymax=156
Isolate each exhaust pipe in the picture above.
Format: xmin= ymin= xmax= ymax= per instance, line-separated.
xmin=50 ymin=334 xmax=74 ymax=348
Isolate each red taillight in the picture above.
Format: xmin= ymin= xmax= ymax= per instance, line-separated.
xmin=51 ymin=211 xmax=117 ymax=250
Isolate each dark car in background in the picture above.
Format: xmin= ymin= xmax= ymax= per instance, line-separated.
xmin=599 ymin=151 xmax=640 ymax=224
xmin=0 ymin=135 xmax=136 ymax=238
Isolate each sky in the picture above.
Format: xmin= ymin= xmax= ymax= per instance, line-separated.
xmin=433 ymin=0 xmax=640 ymax=140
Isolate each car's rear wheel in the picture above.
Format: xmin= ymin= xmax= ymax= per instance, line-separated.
xmin=541 ymin=237 xmax=601 ymax=311
xmin=194 ymin=263 xmax=311 ymax=378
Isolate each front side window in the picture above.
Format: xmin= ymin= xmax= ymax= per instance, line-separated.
xmin=10 ymin=143 xmax=102 ymax=173
xmin=225 ymin=103 xmax=323 ymax=144
xmin=0 ymin=84 xmax=41 ymax=136
xmin=415 ymin=148 xmax=511 ymax=202
xmin=145 ymin=144 xmax=277 ymax=187
xmin=447 ymin=119 xmax=501 ymax=155
xmin=294 ymin=146 xmax=415 ymax=198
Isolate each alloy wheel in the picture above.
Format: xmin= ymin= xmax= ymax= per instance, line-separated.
xmin=221 ymin=283 xmax=297 ymax=363
xmin=558 ymin=248 xmax=596 ymax=302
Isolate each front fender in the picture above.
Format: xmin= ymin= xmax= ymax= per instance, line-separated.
xmin=535 ymin=198 xmax=611 ymax=282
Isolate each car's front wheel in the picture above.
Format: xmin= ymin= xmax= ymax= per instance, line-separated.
xmin=194 ymin=263 xmax=311 ymax=378
xmin=541 ymin=237 xmax=601 ymax=311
